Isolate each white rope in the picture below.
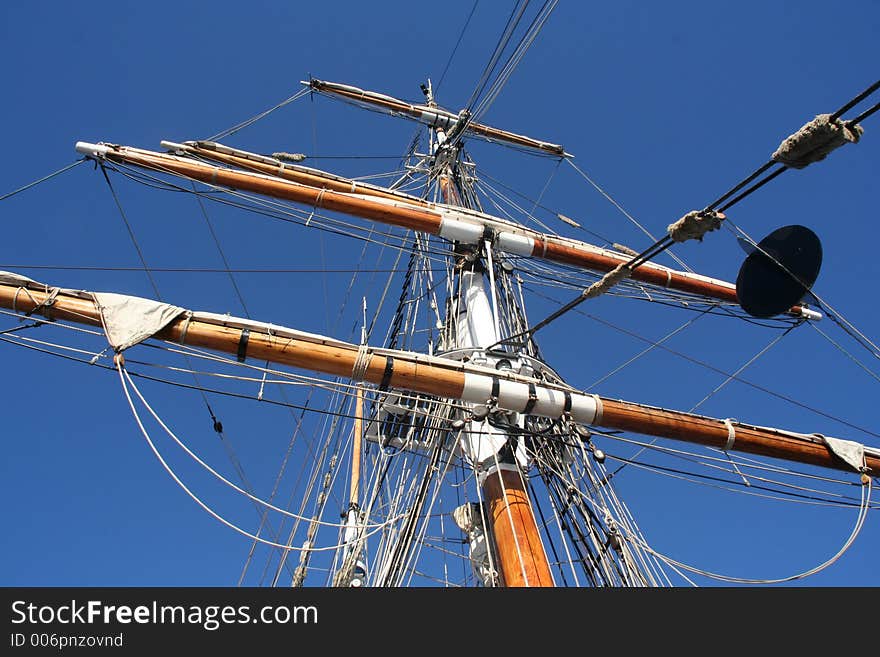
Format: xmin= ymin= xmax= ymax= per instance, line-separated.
xmin=619 ymin=476 xmax=872 ymax=584
xmin=351 ymin=343 xmax=370 ymax=381
xmin=116 ymin=359 xmax=401 ymax=539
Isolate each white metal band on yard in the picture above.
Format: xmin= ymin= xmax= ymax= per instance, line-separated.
xmin=496 ymin=231 xmax=535 ymax=256
xmin=461 ymin=372 xmax=600 ymax=424
xmin=438 ymin=215 xmax=484 ymax=243
xmin=723 ymin=418 xmax=737 ymax=451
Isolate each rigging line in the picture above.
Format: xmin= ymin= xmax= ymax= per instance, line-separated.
xmin=99 ymin=165 xmax=162 ymax=300
xmin=565 ymin=158 xmax=693 ymax=272
xmin=622 ymin=477 xmax=872 ymax=585
xmin=115 ymin=360 xmax=382 ymax=552
xmin=587 ymin=456 xmax=678 ymax=586
xmin=851 ymin=99 xmax=880 ymax=124
xmin=205 ymin=87 xmax=311 ymax=142
xmin=0 ymin=265 xmax=409 ymax=274
xmin=105 ymin=160 xmax=457 ymax=266
xmin=587 ymin=426 xmax=866 ymax=491
xmin=0 ymin=335 xmax=449 ymax=432
xmin=810 ymin=301 xmax=879 ymax=361
xmin=532 ymin=439 xmax=877 ymax=520
xmin=829 ymin=79 xmax=880 ymax=121
xmin=715 ymin=166 xmax=788 ymax=213
xmin=191 ymin=183 xmax=251 ymax=317
xmin=478 ymin=167 xmax=615 ymax=245
xmin=0 ymin=311 xmax=104 ymax=338
xmin=586 ymin=428 xmax=874 ymax=507
xmin=538 ymin=79 xmax=880 ymax=333
xmin=602 ymin=451 xmax=875 ymax=510
xmin=470 ymin=0 xmax=558 ymax=123
xmin=120 ymin=364 xmax=404 ymax=531
xmin=724 ymin=217 xmax=880 ymax=361
xmin=809 ymin=321 xmax=880 ymax=385
xmin=190 ymin=183 xmax=303 ymax=584
xmin=705 ymin=78 xmax=880 ymax=212
xmin=101 ymin=167 xmax=307 ymax=557
xmin=529 ymin=157 xmax=562 ymax=230
xmin=687 ymin=324 xmax=797 ymax=412
xmin=525 ymin=284 xmax=880 ymax=438
xmin=0 ymin=333 xmax=105 ymax=359
xmin=464 ymin=0 xmax=529 ymax=112
xmin=585 ymin=307 xmax=713 ymax=389
xmin=0 ymin=321 xmax=41 ymax=336
xmin=305 ymin=155 xmax=405 ymax=160
xmin=435 ymin=0 xmax=481 ymax=93
xmin=0 ymin=158 xmax=86 ymax=202
xmin=474 ymin=177 xmax=557 ymax=235
xmin=272 ymin=391 xmax=348 ymax=587
xmin=701 ymin=161 xmax=777 ymax=213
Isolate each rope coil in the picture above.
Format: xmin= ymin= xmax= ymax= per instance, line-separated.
xmin=667 ymin=210 xmax=725 ymax=243
xmin=581 ymin=263 xmax=633 ymax=300
xmin=272 ymin=152 xmax=307 ymax=162
xmin=771 ymin=113 xmax=863 ymax=169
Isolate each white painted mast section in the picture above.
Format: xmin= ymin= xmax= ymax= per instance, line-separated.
xmin=455 ymin=269 xmax=525 ymax=468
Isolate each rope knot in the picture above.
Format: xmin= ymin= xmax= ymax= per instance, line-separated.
xmin=667 ymin=210 xmax=725 ymax=243
xmin=771 ymin=113 xmax=863 ymax=169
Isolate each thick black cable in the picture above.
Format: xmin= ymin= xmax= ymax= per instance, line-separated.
xmin=503 ymin=80 xmax=880 ymax=340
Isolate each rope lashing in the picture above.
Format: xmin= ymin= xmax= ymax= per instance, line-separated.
xmin=581 ymin=262 xmax=633 ymax=300
xmin=351 ymin=343 xmax=370 ymax=381
xmin=16 ymin=285 xmax=60 ymax=319
xmin=771 ymin=113 xmax=864 ymax=169
xmin=272 ymin=152 xmax=307 ymax=162
xmin=667 ymin=210 xmax=725 ymax=243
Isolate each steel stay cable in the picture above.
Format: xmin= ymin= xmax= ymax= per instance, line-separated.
xmin=0 ymin=158 xmax=86 ymax=202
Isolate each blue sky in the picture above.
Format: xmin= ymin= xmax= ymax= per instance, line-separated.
xmin=1 ymin=1 xmax=878 ymax=587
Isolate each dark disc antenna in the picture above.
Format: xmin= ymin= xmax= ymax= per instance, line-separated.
xmin=735 ymin=225 xmax=823 ymax=318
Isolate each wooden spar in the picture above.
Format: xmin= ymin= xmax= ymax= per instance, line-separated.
xmin=483 ymin=466 xmax=555 ymax=587
xmin=76 ymin=143 xmax=444 ymax=234
xmin=74 ymin=142 xmax=815 ymax=319
xmin=305 ymin=78 xmax=569 ymax=157
xmin=1 ymin=279 xmax=875 ymax=476
xmin=170 ymin=140 xmax=428 ymax=207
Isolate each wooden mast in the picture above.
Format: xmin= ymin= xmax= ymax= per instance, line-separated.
xmin=1 ymin=280 xmax=876 ymax=475
xmin=432 ymin=116 xmax=555 ymax=586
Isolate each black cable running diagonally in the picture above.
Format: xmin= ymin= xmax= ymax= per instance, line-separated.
xmin=499 ymin=79 xmax=880 ymax=343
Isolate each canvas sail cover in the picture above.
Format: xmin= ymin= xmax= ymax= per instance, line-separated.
xmin=0 ymin=273 xmax=185 ymax=352
xmin=91 ymin=292 xmax=185 ymax=352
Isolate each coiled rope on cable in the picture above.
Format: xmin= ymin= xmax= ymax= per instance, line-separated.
xmin=503 ymin=79 xmax=878 ymax=340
